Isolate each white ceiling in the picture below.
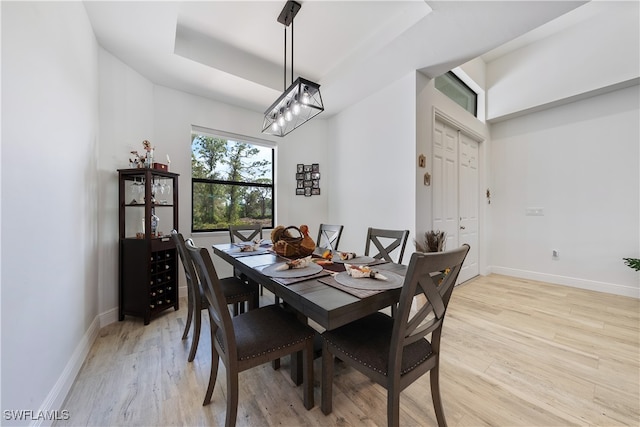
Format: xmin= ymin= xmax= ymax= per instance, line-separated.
xmin=84 ymin=0 xmax=587 ymax=117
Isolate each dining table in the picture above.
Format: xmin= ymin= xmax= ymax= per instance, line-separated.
xmin=212 ymin=241 xmax=408 ymax=384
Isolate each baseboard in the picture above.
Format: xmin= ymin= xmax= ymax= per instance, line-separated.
xmin=99 ymin=307 xmax=118 ymax=328
xmin=98 ymin=284 xmax=188 ymax=329
xmin=490 ymin=266 xmax=640 ymax=298
xmin=33 ymin=316 xmax=100 ymax=427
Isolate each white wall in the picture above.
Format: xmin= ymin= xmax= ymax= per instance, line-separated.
xmin=486 ymin=1 xmax=640 ymax=121
xmin=1 ymin=1 xmax=100 ymax=421
xmin=97 ymin=47 xmax=155 ymax=323
xmin=327 ymin=72 xmax=416 ymax=259
xmin=490 ymin=86 xmax=639 ymax=297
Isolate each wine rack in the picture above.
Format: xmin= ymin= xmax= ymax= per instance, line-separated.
xmin=149 ymin=249 xmax=176 ymax=311
xmin=118 ymin=168 xmax=179 ymax=325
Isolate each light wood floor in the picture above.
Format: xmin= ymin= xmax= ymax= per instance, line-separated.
xmin=57 ymin=274 xmax=639 ymax=426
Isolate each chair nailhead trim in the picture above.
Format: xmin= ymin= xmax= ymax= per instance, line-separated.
xmin=217 ymin=332 xmax=314 ymax=361
xmin=325 ymin=339 xmax=432 ymax=376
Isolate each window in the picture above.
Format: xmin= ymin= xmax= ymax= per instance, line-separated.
xmin=191 ymin=130 xmax=274 ymax=232
xmin=435 ymin=71 xmax=477 ymax=116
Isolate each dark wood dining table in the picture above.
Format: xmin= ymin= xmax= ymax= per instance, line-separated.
xmin=212 ymin=243 xmax=407 ymax=331
xmin=212 ymin=243 xmax=408 ymax=385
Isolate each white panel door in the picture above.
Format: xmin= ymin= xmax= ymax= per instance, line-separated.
xmin=432 ymin=117 xmax=480 ymax=284
xmin=432 ymin=119 xmax=458 ymax=250
xmin=458 ymin=133 xmax=479 ymax=283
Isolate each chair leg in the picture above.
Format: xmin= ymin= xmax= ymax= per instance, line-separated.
xmin=203 ymin=321 xmax=219 ymax=406
xmin=182 ymin=291 xmax=194 ymax=340
xmin=232 ymin=303 xmax=239 ymax=317
xmin=321 ymin=341 xmax=334 ymax=415
xmin=188 ymin=310 xmax=201 ymax=362
xmin=430 ymin=364 xmax=448 ymax=427
xmin=225 ymin=369 xmax=239 ymax=427
xmin=303 ymin=340 xmax=314 ymax=409
xmin=387 ymin=389 xmax=400 ymax=427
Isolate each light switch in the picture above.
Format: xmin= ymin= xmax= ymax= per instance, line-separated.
xmin=525 ymin=207 xmax=544 ymax=216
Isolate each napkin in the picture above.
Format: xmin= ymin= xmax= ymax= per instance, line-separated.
xmin=275 ymin=255 xmax=312 ymax=271
xmin=344 ymin=263 xmax=388 ymax=280
xmin=237 ymin=238 xmax=264 ymax=252
xmin=338 ymin=251 xmax=357 ymax=260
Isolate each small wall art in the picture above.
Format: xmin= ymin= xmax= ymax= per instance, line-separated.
xmin=296 ymin=163 xmax=320 ymax=196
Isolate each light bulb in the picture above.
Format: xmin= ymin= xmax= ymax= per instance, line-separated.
xmin=271 ymin=122 xmax=279 ymax=132
xmin=284 ymin=107 xmax=293 ymax=122
xmin=301 ymin=90 xmax=310 ymax=105
xmin=277 ymin=114 xmax=285 ymax=127
xmin=292 ymin=101 xmax=301 ymax=115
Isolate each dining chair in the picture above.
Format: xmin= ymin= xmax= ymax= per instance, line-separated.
xmin=228 ymin=224 xmax=263 ymax=244
xmin=321 ymin=244 xmax=470 ymax=427
xmin=171 ymin=230 xmax=255 ymax=362
xmin=186 ymin=240 xmax=315 ymax=427
xmin=364 ymin=227 xmax=410 ymax=264
xmin=316 ymin=224 xmax=344 ymax=251
xmin=228 ymin=224 xmax=268 ymax=297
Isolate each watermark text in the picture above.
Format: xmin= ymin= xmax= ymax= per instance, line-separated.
xmin=3 ymin=409 xmax=70 ymax=421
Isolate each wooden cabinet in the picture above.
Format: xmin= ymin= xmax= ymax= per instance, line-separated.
xmin=118 ymin=168 xmax=179 ymax=324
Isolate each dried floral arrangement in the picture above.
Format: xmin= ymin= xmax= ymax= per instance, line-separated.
xmin=415 ymin=230 xmax=446 ymax=253
xmin=129 ymin=140 xmax=155 ymax=168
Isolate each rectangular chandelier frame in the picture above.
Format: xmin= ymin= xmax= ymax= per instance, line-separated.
xmin=262 ymin=77 xmax=324 ymax=137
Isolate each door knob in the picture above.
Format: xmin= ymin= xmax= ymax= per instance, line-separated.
xmin=460 ymin=226 xmax=466 ymax=230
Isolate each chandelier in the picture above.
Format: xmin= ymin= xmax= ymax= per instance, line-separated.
xmin=262 ymin=1 xmax=324 ymax=137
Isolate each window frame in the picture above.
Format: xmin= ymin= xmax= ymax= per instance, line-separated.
xmin=435 ymin=71 xmax=478 ymax=117
xmin=190 ymin=127 xmax=275 ymax=233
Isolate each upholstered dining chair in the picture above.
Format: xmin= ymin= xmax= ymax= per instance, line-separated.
xmin=321 ymin=244 xmax=470 ymax=427
xmin=365 ymin=227 xmax=410 ymax=264
xmin=316 ymin=224 xmax=344 ymax=251
xmin=171 ymin=230 xmax=255 ymax=362
xmin=186 ymin=240 xmax=315 ymax=427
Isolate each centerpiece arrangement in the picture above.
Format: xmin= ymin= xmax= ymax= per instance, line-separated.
xmin=271 ymin=225 xmax=316 ymax=258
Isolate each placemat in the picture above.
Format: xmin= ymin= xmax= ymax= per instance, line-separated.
xmin=224 ymin=248 xmax=272 ymax=258
xmin=332 ymin=255 xmax=376 ymax=264
xmin=319 ymin=258 xmax=389 ymax=274
xmin=272 ymin=270 xmax=331 ymax=286
xmin=318 ymin=276 xmax=384 ymax=298
xmin=334 ymin=270 xmax=404 ymax=290
xmin=262 ymin=262 xmax=323 ymax=278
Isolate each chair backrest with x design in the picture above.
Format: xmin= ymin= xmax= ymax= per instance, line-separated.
xmin=316 ymin=224 xmax=344 ymax=251
xmin=228 ymin=224 xmax=263 ymax=243
xmin=391 ymin=244 xmax=470 ymax=374
xmin=389 ymin=244 xmax=469 ymax=425
xmin=364 ymin=227 xmax=410 ymax=264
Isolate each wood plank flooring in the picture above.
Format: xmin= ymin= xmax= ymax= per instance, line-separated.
xmin=56 ymin=274 xmax=639 ymax=426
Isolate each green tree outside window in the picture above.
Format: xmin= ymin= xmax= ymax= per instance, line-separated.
xmin=192 ymin=133 xmax=273 ymax=232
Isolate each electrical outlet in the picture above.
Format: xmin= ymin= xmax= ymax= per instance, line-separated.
xmin=552 ymin=249 xmax=559 ymax=259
